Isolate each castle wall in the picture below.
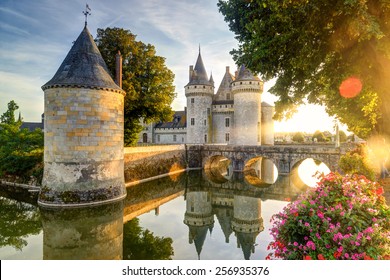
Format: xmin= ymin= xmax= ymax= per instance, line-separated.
xmin=154 ymin=128 xmax=187 ymax=144
xmin=40 ymin=87 xmax=126 ymax=205
xmin=124 ymin=145 xmax=186 ymax=183
xmin=212 ymin=110 xmax=233 ymax=144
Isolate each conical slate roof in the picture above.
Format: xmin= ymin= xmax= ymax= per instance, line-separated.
xmin=235 ymin=65 xmax=261 ymax=82
xmin=187 ymin=50 xmax=212 ymax=86
xmin=42 ymin=26 xmax=125 ymax=94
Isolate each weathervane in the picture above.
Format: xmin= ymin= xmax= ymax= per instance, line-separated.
xmin=83 ymin=4 xmax=91 ymax=27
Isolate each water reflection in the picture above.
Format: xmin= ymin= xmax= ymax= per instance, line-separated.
xmin=123 ymin=218 xmax=173 ymax=260
xmin=290 ymin=158 xmax=331 ymax=188
xmin=204 ymin=155 xmax=233 ymax=183
xmin=244 ymin=157 xmax=278 ymax=187
xmin=0 ymin=197 xmax=41 ymax=251
xmin=40 ymin=202 xmax=123 ymax=260
xmin=0 ymin=166 xmax=311 ymax=260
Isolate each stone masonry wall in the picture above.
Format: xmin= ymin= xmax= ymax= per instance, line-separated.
xmin=40 ymin=87 xmax=125 ymax=205
xmin=124 ymin=145 xmax=187 ymax=183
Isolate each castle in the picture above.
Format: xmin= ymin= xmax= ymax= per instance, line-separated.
xmin=139 ymin=50 xmax=274 ymax=145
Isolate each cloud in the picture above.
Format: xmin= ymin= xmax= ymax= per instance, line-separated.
xmin=0 ymin=71 xmax=44 ymax=122
xmin=0 ymin=22 xmax=30 ymax=36
xmin=0 ymin=7 xmax=40 ymax=25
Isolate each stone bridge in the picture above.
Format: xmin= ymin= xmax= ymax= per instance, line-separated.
xmin=186 ymin=144 xmax=351 ymax=174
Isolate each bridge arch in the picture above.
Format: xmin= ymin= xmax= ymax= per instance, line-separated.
xmin=290 ymin=157 xmax=331 ymax=188
xmin=204 ymin=154 xmax=233 ymax=182
xmin=243 ymin=156 xmax=278 ymax=187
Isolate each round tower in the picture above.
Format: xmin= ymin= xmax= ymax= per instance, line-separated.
xmin=232 ymin=65 xmax=263 ymax=145
xmin=261 ymin=102 xmax=275 ymax=146
xmin=39 ymin=26 xmax=126 ymax=206
xmin=183 ymin=190 xmax=214 ymax=259
xmin=231 ymin=195 xmax=264 ymax=260
xmin=185 ymin=49 xmax=214 ymax=144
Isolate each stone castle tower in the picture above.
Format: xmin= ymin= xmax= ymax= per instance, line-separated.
xmin=183 ymin=51 xmax=274 ymax=145
xmin=39 ymin=25 xmax=126 ymax=206
xmin=232 ymin=65 xmax=262 ymax=145
xmin=185 ymin=49 xmax=214 ymax=144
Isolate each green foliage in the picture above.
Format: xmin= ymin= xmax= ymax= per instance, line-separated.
xmin=268 ymin=172 xmax=390 ymax=260
xmin=292 ymin=132 xmax=305 ymax=143
xmin=95 ymin=27 xmax=176 ymax=146
xmin=0 ymin=100 xmax=19 ymax=124
xmin=123 ymin=218 xmax=174 ymax=260
xmin=0 ymin=101 xmax=43 ymax=183
xmin=218 ymin=0 xmax=390 ymax=139
xmin=339 ymin=144 xmax=376 ymax=181
xmin=312 ymin=130 xmax=328 ymax=142
xmin=0 ymin=197 xmax=42 ymax=251
xmin=339 ymin=130 xmax=348 ymax=143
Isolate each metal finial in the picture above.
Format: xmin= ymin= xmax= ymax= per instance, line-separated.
xmin=82 ymin=4 xmax=91 ymax=27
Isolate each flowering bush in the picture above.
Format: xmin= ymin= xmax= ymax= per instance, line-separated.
xmin=267 ymin=172 xmax=390 ymax=260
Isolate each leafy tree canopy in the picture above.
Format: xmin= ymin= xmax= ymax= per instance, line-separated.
xmin=0 ymin=101 xmax=43 ymax=182
xmin=312 ymin=130 xmax=328 ymax=142
xmin=292 ymin=131 xmax=305 ymax=143
xmin=1 ymin=100 xmax=19 ymax=125
xmin=95 ymin=28 xmax=176 ymax=146
xmin=218 ymin=0 xmax=390 ymax=139
xmin=339 ymin=130 xmax=348 ymax=142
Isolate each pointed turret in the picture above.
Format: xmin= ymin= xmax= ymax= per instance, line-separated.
xmin=185 ymin=48 xmax=214 ymax=144
xmin=209 ymin=72 xmax=214 ymax=85
xmin=187 ymin=48 xmax=212 ymax=86
xmin=42 ymin=26 xmax=124 ymax=95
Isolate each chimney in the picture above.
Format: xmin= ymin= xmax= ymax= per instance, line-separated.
xmin=115 ymin=50 xmax=123 ymax=88
xmin=226 ymin=66 xmax=230 ymax=73
xmin=189 ymin=65 xmax=194 ymax=81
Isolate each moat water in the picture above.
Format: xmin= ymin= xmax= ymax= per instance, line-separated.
xmin=1 ymin=159 xmax=377 ymax=260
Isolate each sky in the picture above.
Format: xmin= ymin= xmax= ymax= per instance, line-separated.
xmin=0 ymin=0 xmax=347 ymax=133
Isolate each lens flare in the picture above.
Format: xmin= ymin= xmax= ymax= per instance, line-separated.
xmin=339 ymin=77 xmax=362 ymax=98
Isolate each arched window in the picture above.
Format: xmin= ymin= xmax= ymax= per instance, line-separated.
xmin=142 ymin=133 xmax=148 ymax=143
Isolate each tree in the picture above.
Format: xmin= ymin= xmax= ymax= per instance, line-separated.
xmin=95 ymin=28 xmax=176 ymax=146
xmin=1 ymin=100 xmax=19 ymax=125
xmin=292 ymin=132 xmax=305 ymax=143
xmin=339 ymin=130 xmax=348 ymax=142
xmin=0 ymin=101 xmax=43 ymax=182
xmin=312 ymin=130 xmax=328 ymax=142
xmin=218 ymin=0 xmax=390 ymax=139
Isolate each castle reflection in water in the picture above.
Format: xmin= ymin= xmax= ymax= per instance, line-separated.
xmin=1 ymin=158 xmax=310 ymax=260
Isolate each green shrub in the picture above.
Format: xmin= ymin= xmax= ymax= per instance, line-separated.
xmin=339 ymin=144 xmax=376 ymax=181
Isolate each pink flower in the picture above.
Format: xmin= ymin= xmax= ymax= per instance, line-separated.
xmin=306 ymin=241 xmax=316 ymax=250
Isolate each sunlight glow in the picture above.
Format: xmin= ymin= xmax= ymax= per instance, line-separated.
xmin=297 ymin=158 xmax=331 ymax=187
